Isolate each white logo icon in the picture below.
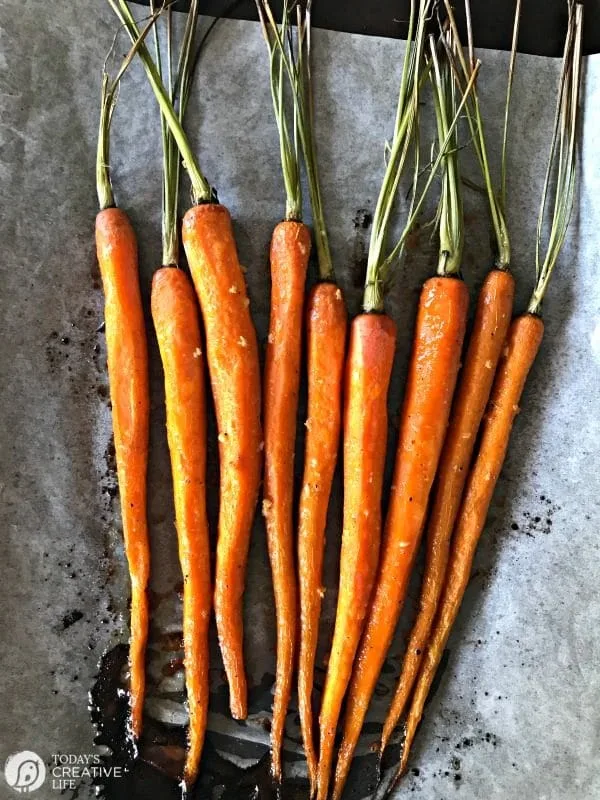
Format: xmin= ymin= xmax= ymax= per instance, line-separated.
xmin=4 ymin=752 xmax=46 ymax=794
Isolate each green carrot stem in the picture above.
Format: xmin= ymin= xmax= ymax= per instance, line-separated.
xmin=528 ymin=2 xmax=583 ymax=315
xmin=107 ymin=0 xmax=212 ymax=205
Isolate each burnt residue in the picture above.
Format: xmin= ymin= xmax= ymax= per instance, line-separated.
xmin=90 ymin=645 xmax=307 ymax=800
xmin=61 ymin=609 xmax=84 ymax=630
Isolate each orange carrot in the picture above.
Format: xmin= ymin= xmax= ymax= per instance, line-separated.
xmin=151 ymin=268 xmax=211 ymax=785
xmin=316 ymin=313 xmax=397 ymax=800
xmin=297 ymin=282 xmax=347 ymax=792
xmin=109 ymin=0 xmax=263 ymax=729
xmin=397 ymin=313 xmax=544 ymax=778
xmin=393 ymin=2 xmax=582 ymax=780
xmin=95 ymin=207 xmax=150 ymax=740
xmin=378 ymin=268 xmax=514 ymax=755
xmin=255 ymin=4 xmax=348 ymax=788
xmin=332 ymin=276 xmax=469 ymax=799
xmin=182 ymin=203 xmax=262 ymax=720
xmin=262 ymin=221 xmax=311 ymax=781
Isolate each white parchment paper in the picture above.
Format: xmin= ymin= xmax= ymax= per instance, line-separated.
xmin=0 ymin=2 xmax=599 ymax=798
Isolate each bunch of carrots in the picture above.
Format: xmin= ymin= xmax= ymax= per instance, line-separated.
xmin=94 ymin=0 xmax=583 ymax=796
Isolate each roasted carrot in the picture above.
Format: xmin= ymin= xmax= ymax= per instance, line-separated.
xmin=316 ymin=312 xmax=397 ymax=800
xmin=297 ymin=281 xmax=346 ymax=791
xmin=149 ymin=4 xmax=211 ymax=784
xmin=377 ymin=0 xmax=522 ymax=754
xmin=151 ymin=269 xmax=210 ymax=784
xmin=263 ymin=221 xmax=310 ymax=782
xmin=95 ymin=68 xmax=150 ymax=740
xmin=332 ymin=35 xmax=473 ymax=797
xmin=256 ymin=3 xmax=348 ymax=789
xmin=256 ymin=7 xmax=309 ymax=779
xmin=379 ymin=268 xmax=514 ymax=755
xmin=183 ymin=204 xmax=262 ymax=720
xmin=110 ymin=2 xmax=263 ymax=720
xmin=393 ymin=4 xmax=583 ymax=783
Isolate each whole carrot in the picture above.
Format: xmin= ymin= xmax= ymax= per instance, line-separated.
xmin=183 ymin=204 xmax=262 ymax=721
xmin=110 ymin=1 xmax=263 ymax=720
xmin=256 ymin=6 xmax=310 ymax=779
xmin=263 ymin=220 xmax=310 ymax=781
xmin=152 ymin=269 xmax=210 ymax=784
xmin=297 ymin=281 xmax=346 ymax=792
xmin=257 ymin=3 xmax=348 ymax=790
xmin=316 ymin=6 xmax=441 ymax=796
xmin=378 ymin=1 xmax=521 ymax=755
xmin=316 ymin=312 xmax=396 ymax=800
xmin=95 ymin=72 xmax=150 ymax=740
xmin=149 ymin=4 xmax=211 ymax=784
xmin=394 ymin=4 xmax=583 ymax=783
xmin=332 ymin=36 xmax=472 ymax=798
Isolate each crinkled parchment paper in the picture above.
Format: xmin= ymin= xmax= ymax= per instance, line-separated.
xmin=1 ymin=2 xmax=599 ymax=798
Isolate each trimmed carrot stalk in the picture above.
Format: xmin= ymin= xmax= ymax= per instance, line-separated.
xmin=332 ymin=276 xmax=469 ymax=800
xmin=262 ymin=220 xmax=311 ymax=781
xmin=379 ymin=268 xmax=515 ymax=755
xmin=182 ymin=203 xmax=262 ymax=720
xmin=298 ymin=281 xmax=347 ymax=794
xmin=316 ymin=313 xmax=397 ymax=800
xmin=151 ymin=268 xmax=211 ymax=785
xmin=95 ymin=207 xmax=150 ymax=740
xmin=396 ymin=313 xmax=544 ymax=780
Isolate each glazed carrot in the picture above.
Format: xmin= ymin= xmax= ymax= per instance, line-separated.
xmin=332 ymin=35 xmax=472 ymax=798
xmin=379 ymin=268 xmax=514 ymax=755
xmin=316 ymin=313 xmax=397 ymax=800
xmin=149 ymin=4 xmax=211 ymax=784
xmin=392 ymin=5 xmax=582 ymax=784
xmin=96 ymin=207 xmax=150 ymax=740
xmin=182 ymin=204 xmax=262 ymax=720
xmin=110 ymin=1 xmax=263 ymax=720
xmin=297 ymin=281 xmax=346 ymax=791
xmin=332 ymin=277 xmax=468 ymax=797
xmin=263 ymin=221 xmax=310 ymax=780
xmin=377 ymin=0 xmax=523 ymax=752
xmin=151 ymin=269 xmax=210 ymax=784
xmin=256 ymin=4 xmax=348 ymax=789
xmin=95 ymin=58 xmax=150 ymax=741
xmin=256 ymin=7 xmax=309 ymax=779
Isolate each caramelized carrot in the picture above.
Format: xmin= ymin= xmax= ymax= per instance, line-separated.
xmin=397 ymin=313 xmax=544 ymax=778
xmin=316 ymin=313 xmax=397 ymax=800
xmin=297 ymin=282 xmax=347 ymax=792
xmin=333 ymin=276 xmax=469 ymax=798
xmin=151 ymin=268 xmax=211 ymax=785
xmin=379 ymin=268 xmax=514 ymax=755
xmin=95 ymin=207 xmax=150 ymax=739
xmin=182 ymin=203 xmax=262 ymax=720
xmin=262 ymin=221 xmax=311 ymax=781
xmin=395 ymin=3 xmax=582 ymax=779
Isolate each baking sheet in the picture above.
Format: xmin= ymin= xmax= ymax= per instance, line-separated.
xmin=1 ymin=2 xmax=599 ymax=798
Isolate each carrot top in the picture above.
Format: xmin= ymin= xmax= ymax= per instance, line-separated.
xmin=256 ymin=0 xmax=302 ymax=222
xmin=257 ymin=0 xmax=334 ymax=280
xmin=529 ymin=1 xmax=583 ymax=315
xmin=429 ymin=32 xmax=463 ymax=277
xmin=363 ymin=1 xmax=480 ymax=313
xmin=97 ymin=5 xmax=164 ymax=210
xmin=149 ymin=0 xmax=200 ymax=264
xmin=443 ymin=0 xmax=522 ymax=269
xmin=107 ymin=0 xmax=212 ymax=205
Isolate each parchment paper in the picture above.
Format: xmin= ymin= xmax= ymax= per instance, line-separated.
xmin=1 ymin=2 xmax=599 ymax=799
